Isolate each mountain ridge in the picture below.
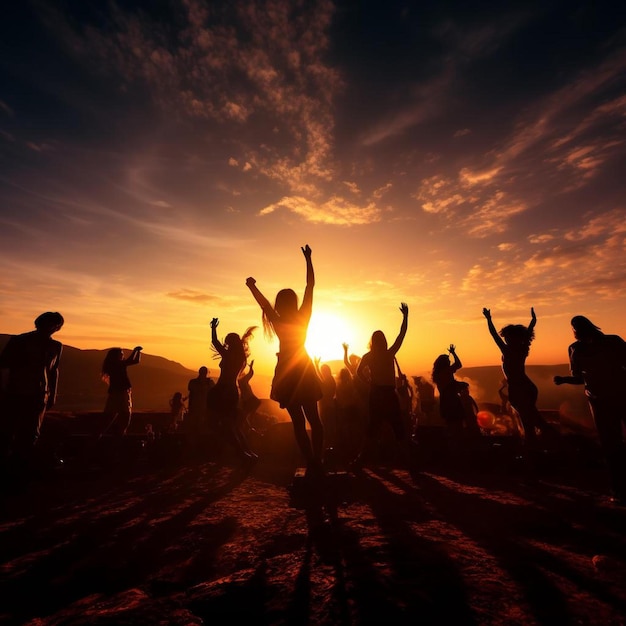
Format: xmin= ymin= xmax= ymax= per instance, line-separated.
xmin=1 ymin=335 xmax=591 ymax=428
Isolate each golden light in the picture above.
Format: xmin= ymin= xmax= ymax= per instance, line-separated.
xmin=305 ymin=311 xmax=356 ymax=362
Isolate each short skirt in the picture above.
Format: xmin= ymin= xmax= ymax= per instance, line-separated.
xmin=270 ymin=351 xmax=323 ymax=409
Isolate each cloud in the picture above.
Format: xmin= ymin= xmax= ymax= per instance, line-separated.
xmin=70 ymin=0 xmax=342 ymax=205
xmin=459 ymin=208 xmax=626 ymax=305
xmin=166 ymin=289 xmax=218 ymax=304
xmin=342 ymin=181 xmax=360 ymax=195
xmin=415 ymin=175 xmax=525 ymax=237
xmin=259 ymin=194 xmax=381 ymax=225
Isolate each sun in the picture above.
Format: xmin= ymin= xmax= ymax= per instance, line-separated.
xmin=305 ymin=311 xmax=356 ymax=362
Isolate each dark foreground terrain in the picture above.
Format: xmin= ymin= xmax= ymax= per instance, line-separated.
xmin=1 ymin=416 xmax=626 ymax=626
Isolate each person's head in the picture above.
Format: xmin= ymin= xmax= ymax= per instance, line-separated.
xmin=338 ymin=367 xmax=352 ymax=384
xmin=320 ymin=363 xmax=332 ymax=379
xmin=34 ymin=311 xmax=64 ymax=336
xmin=224 ymin=332 xmax=242 ymax=349
xmin=274 ymin=289 xmax=298 ymax=317
xmin=172 ymin=391 xmax=183 ymax=401
xmin=369 ymin=330 xmax=387 ymax=352
xmin=499 ymin=324 xmax=533 ymax=348
xmin=106 ymin=347 xmax=123 ymax=361
xmin=198 ymin=366 xmax=208 ymax=378
xmin=571 ymin=315 xmax=602 ymax=341
xmin=433 ymin=354 xmax=450 ymax=370
xmin=431 ymin=354 xmax=451 ymax=383
xmin=102 ymin=347 xmax=123 ymax=380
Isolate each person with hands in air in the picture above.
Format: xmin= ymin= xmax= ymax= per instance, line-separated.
xmin=483 ymin=307 xmax=557 ymax=478
xmin=246 ymin=245 xmax=324 ymax=480
xmin=351 ymin=302 xmax=410 ymax=469
xmin=207 ymin=317 xmax=257 ymax=466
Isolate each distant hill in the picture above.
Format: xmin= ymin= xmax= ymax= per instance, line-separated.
xmin=0 ymin=334 xmax=197 ymax=412
xmin=1 ymin=334 xmax=591 ymax=428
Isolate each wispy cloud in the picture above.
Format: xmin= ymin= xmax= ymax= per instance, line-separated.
xmin=166 ymin=289 xmax=218 ymax=304
xmin=259 ymin=194 xmax=381 ymax=225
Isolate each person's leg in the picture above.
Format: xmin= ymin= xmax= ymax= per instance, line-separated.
xmin=303 ymin=401 xmax=324 ymax=464
xmin=591 ymin=398 xmax=626 ymax=501
xmin=287 ymin=405 xmax=313 ymax=465
xmin=118 ymin=390 xmax=133 ymax=435
xmin=0 ymin=394 xmax=20 ymax=465
xmin=10 ymin=395 xmax=46 ymax=479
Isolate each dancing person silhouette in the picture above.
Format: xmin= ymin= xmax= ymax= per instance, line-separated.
xmin=246 ymin=245 xmax=324 ymax=478
xmin=238 ymin=359 xmax=262 ymax=435
xmin=208 ymin=318 xmax=258 ymax=465
xmin=432 ymin=344 xmax=481 ymax=441
xmin=99 ymin=345 xmax=142 ymax=437
xmin=351 ymin=303 xmax=410 ymax=469
xmin=554 ymin=315 xmax=626 ymax=505
xmin=168 ymin=391 xmax=187 ymax=431
xmin=0 ymin=312 xmax=64 ymax=479
xmin=483 ymin=307 xmax=557 ymax=477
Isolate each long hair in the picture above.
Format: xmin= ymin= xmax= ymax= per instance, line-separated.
xmin=431 ymin=354 xmax=451 ymax=385
xmin=101 ymin=347 xmax=123 ymax=384
xmin=369 ymin=330 xmax=387 ymax=353
xmin=499 ymin=323 xmax=534 ymax=342
xmin=571 ymin=315 xmax=602 ymax=340
xmin=213 ymin=326 xmax=257 ymax=377
xmin=262 ymin=289 xmax=298 ymax=339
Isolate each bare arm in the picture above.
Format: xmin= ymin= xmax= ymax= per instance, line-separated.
xmin=483 ymin=308 xmax=506 ymax=353
xmin=210 ymin=318 xmax=226 ymax=357
xmin=448 ymin=344 xmax=462 ymax=372
xmin=246 ymin=277 xmax=278 ymax=324
xmin=528 ymin=307 xmax=537 ymax=339
xmin=389 ymin=302 xmax=409 ymax=355
xmin=300 ymin=244 xmax=315 ymax=317
xmin=313 ymin=356 xmax=322 ymax=377
xmin=47 ymin=344 xmax=62 ymax=408
xmin=126 ymin=346 xmax=143 ymax=366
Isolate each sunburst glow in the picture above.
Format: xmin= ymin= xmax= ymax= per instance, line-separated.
xmin=305 ymin=311 xmax=356 ymax=362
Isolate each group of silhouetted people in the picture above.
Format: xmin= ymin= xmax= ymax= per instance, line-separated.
xmin=1 ymin=245 xmax=625 ymax=505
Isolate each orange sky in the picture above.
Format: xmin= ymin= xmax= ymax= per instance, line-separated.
xmin=1 ymin=1 xmax=625 ymax=399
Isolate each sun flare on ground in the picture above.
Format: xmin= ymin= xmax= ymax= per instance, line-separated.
xmin=305 ymin=311 xmax=356 ymax=362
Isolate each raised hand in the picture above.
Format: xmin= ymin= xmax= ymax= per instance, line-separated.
xmin=448 ymin=344 xmax=456 ymax=354
xmin=246 ymin=277 xmax=256 ymax=288
xmin=482 ymin=308 xmax=491 ymax=319
xmin=400 ymin=302 xmax=409 ymax=316
xmin=210 ymin=318 xmax=219 ymax=329
xmin=301 ymin=244 xmax=312 ymax=259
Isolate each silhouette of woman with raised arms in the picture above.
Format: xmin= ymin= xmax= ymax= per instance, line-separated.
xmin=432 ymin=344 xmax=465 ymax=427
xmin=100 ymin=345 xmax=142 ymax=437
xmin=208 ymin=318 xmax=258 ymax=465
xmin=246 ymin=245 xmax=324 ymax=477
xmin=483 ymin=307 xmax=556 ymax=473
xmin=351 ymin=303 xmax=409 ymax=468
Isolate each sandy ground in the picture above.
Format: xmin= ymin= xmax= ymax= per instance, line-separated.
xmin=1 ymin=423 xmax=626 ymax=626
